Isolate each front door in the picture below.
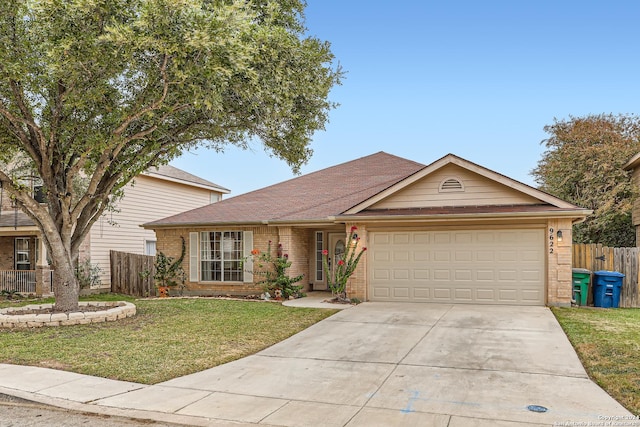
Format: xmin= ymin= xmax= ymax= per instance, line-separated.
xmin=327 ymin=233 xmax=346 ymax=291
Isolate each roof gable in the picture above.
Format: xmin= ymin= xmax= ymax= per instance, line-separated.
xmin=344 ymin=154 xmax=579 ymax=214
xmin=368 ymin=163 xmax=542 ymax=210
xmin=143 ymin=165 xmax=230 ymax=193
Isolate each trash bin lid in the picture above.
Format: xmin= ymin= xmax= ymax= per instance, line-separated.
xmin=593 ymin=270 xmax=625 ymax=278
xmin=572 ymin=268 xmax=591 ymax=274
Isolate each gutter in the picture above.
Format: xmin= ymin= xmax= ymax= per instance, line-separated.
xmin=142 ymin=209 xmax=593 ymax=229
xmin=334 ymin=209 xmax=593 ymax=223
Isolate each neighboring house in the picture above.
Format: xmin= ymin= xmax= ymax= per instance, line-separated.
xmin=0 ymin=164 xmax=229 ymax=294
xmin=623 ymin=152 xmax=640 ymax=245
xmin=145 ymin=152 xmax=591 ymax=306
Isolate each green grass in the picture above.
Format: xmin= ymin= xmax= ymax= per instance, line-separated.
xmin=0 ymin=295 xmax=337 ymax=384
xmin=552 ymin=307 xmax=640 ymax=414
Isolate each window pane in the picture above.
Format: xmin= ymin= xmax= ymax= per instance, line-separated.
xmin=315 ymin=232 xmax=324 ymax=281
xmin=145 ymin=241 xmax=156 ymax=256
xmin=16 ymin=238 xmax=29 ymax=251
xmin=199 ymin=231 xmax=243 ymax=282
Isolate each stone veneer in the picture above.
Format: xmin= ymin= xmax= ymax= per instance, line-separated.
xmin=0 ymin=301 xmax=136 ymax=328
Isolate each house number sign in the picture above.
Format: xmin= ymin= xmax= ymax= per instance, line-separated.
xmin=549 ymin=227 xmax=554 ymax=254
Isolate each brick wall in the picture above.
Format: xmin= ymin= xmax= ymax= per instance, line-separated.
xmin=547 ymin=218 xmax=574 ymax=306
xmin=155 ymin=225 xmax=313 ymax=296
xmin=345 ymin=223 xmax=368 ymax=301
xmin=0 ymin=237 xmax=14 ymax=270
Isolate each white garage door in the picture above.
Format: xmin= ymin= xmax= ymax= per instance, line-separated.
xmin=369 ymin=229 xmax=545 ymax=305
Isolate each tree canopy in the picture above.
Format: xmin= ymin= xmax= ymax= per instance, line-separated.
xmin=0 ymin=0 xmax=341 ymax=311
xmin=532 ymin=114 xmax=640 ymax=247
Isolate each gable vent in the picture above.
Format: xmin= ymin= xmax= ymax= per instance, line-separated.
xmin=439 ymin=177 xmax=464 ymax=192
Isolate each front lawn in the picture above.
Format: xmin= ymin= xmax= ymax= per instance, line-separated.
xmin=0 ymin=295 xmax=337 ymax=384
xmin=552 ymin=307 xmax=640 ymax=414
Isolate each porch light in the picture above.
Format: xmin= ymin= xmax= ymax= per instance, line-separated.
xmin=352 ymin=233 xmax=358 ymax=242
xmin=557 ymin=230 xmax=563 ymax=242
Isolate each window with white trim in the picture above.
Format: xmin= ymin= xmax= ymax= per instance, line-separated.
xmin=15 ymin=238 xmax=30 ymax=270
xmin=145 ymin=240 xmax=157 ymax=256
xmin=200 ymin=231 xmax=243 ymax=282
xmin=315 ymin=232 xmax=324 ymax=281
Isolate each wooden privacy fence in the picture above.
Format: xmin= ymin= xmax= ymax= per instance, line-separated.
xmin=110 ymin=250 xmax=156 ymax=297
xmin=572 ymin=244 xmax=639 ymax=308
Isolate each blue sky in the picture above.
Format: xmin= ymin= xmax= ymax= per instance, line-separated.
xmin=172 ymin=1 xmax=640 ymax=196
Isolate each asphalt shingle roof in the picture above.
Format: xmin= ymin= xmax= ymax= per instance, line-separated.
xmin=148 ymin=165 xmax=229 ymax=192
xmin=145 ymin=152 xmax=426 ymax=226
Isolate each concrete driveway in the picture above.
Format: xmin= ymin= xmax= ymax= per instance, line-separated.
xmin=0 ymin=301 xmax=633 ymax=426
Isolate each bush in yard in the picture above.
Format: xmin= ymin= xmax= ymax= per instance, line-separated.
xmin=248 ymin=241 xmax=304 ymax=299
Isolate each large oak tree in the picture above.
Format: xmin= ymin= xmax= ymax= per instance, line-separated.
xmin=532 ymin=114 xmax=640 ymax=247
xmin=0 ymin=0 xmax=340 ymax=311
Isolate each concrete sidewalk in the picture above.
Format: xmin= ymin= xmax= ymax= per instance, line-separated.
xmin=0 ymin=301 xmax=635 ymax=426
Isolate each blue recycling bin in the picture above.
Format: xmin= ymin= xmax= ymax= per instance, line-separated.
xmin=592 ymin=271 xmax=625 ymax=308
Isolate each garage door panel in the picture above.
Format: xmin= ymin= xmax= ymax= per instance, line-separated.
xmin=393 ymin=234 xmax=410 ymax=244
xmin=455 ymin=288 xmax=473 ymax=300
xmin=374 ymin=250 xmax=391 ymax=262
xmin=433 ymin=288 xmax=452 ymax=299
xmin=521 ymin=270 xmax=542 ymax=281
xmin=476 ymin=289 xmax=496 ymax=301
xmin=373 ymin=269 xmax=390 ymax=280
xmin=476 ymin=270 xmax=495 ymax=281
xmin=498 ymin=251 xmax=517 ymax=262
xmin=369 ymin=229 xmax=545 ymax=305
xmin=455 ymin=233 xmax=473 ymax=244
xmin=393 ymin=287 xmax=410 ymax=298
xmin=393 ymin=269 xmax=410 ymax=280
xmin=413 ymin=288 xmax=430 ymax=299
xmin=477 ymin=252 xmax=495 ymax=262
xmin=373 ymin=234 xmax=391 ymax=245
xmin=414 ymin=251 xmax=429 ymax=261
xmin=434 ymin=251 xmax=450 ymax=262
xmin=433 ymin=233 xmax=451 ymax=244
xmin=433 ymin=270 xmax=451 ymax=280
xmin=498 ymin=289 xmax=518 ymax=302
xmin=522 ymin=290 xmax=542 ymax=301
xmin=413 ymin=233 xmax=430 ymax=244
xmin=455 ymin=251 xmax=472 ymax=261
xmin=414 ymin=269 xmax=429 ymax=280
xmin=372 ymin=287 xmax=390 ymax=298
xmin=522 ymin=250 xmax=542 ymax=262
xmin=454 ymin=270 xmax=472 ymax=281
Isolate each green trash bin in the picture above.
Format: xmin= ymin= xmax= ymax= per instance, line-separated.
xmin=572 ymin=268 xmax=591 ymax=306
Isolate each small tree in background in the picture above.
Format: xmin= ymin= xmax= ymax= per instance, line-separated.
xmin=532 ymin=114 xmax=640 ymax=246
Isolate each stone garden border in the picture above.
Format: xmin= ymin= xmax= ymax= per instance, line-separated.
xmin=0 ymin=301 xmax=136 ymax=328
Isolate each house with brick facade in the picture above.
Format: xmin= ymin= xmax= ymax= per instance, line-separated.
xmin=145 ymin=152 xmax=591 ymax=306
xmin=0 ymin=165 xmax=228 ymax=295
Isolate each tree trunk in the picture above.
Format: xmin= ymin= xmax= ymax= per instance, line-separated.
xmin=52 ymin=260 xmax=80 ymax=312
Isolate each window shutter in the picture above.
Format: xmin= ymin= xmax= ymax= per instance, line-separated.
xmin=243 ymin=231 xmax=253 ymax=283
xmin=189 ymin=232 xmax=198 ymax=282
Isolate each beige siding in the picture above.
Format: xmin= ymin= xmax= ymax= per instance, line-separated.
xmin=371 ymin=164 xmax=541 ymax=209
xmin=88 ymin=175 xmax=222 ymax=285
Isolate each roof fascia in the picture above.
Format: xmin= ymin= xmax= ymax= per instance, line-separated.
xmin=343 ymin=154 xmax=578 ymax=214
xmin=336 ymin=208 xmax=592 ymax=224
xmin=142 ymin=219 xmax=336 ymax=230
xmin=141 ymin=171 xmax=230 ymax=194
xmin=624 ymin=152 xmax=640 ymax=170
xmin=0 ymin=226 xmax=40 ymax=235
